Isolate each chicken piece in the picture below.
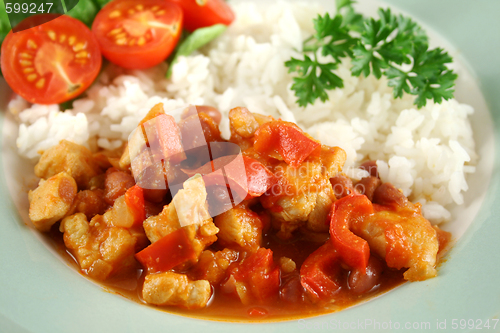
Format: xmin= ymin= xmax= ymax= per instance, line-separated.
xmin=143 ymin=203 xmax=219 ymax=268
xmin=92 ymin=146 xmax=124 ymax=170
xmin=279 ymin=257 xmax=297 ymax=274
xmin=143 ymin=203 xmax=180 ymax=243
xmin=229 ymin=107 xmax=260 ymax=138
xmin=29 ymin=172 xmax=77 ymax=232
xmin=320 ymin=145 xmax=346 ymax=179
xmin=190 ymin=249 xmax=239 ymax=284
xmin=35 ymin=140 xmax=102 ymax=189
xmin=60 ymin=213 xmax=139 ymax=280
xmin=352 ymin=209 xmax=439 ymax=281
xmin=264 ymin=161 xmax=334 ymax=238
xmin=351 ymin=184 xmax=439 ymax=281
xmin=142 ymin=272 xmax=211 ymax=309
xmin=214 ymin=205 xmax=263 ymax=252
xmin=143 ymin=176 xmax=219 ymax=266
xmin=228 ymin=107 xmax=261 ymax=151
xmin=306 ymin=184 xmax=335 ymax=233
xmin=70 ymin=189 xmax=108 ymax=220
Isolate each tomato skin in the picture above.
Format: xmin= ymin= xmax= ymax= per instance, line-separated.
xmin=92 ymin=0 xmax=183 ymax=69
xmin=167 ymin=0 xmax=235 ymax=31
xmin=1 ymin=15 xmax=101 ymax=104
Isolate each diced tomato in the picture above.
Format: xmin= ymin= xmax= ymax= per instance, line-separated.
xmin=155 ymin=113 xmax=186 ymax=163
xmin=329 ymin=193 xmax=373 ymax=274
xmin=135 ymin=228 xmax=196 ymax=272
xmin=231 ymin=248 xmax=280 ymax=302
xmin=182 ymin=155 xmax=276 ymax=200
xmin=300 ymin=241 xmax=342 ymax=301
xmin=254 ymin=121 xmax=321 ymax=168
xmin=92 ymin=0 xmax=183 ymax=69
xmin=1 ymin=15 xmax=102 ymax=104
xmin=124 ymin=185 xmax=146 ymax=225
xmin=167 ymin=0 xmax=235 ymax=32
xmin=241 ymin=156 xmax=277 ymax=198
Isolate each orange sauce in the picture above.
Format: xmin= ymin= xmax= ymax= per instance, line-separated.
xmin=46 ymin=225 xmax=407 ymax=322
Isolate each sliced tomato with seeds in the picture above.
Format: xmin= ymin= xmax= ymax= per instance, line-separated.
xmin=168 ymin=0 xmax=235 ymax=32
xmin=1 ymin=15 xmax=102 ymax=105
xmin=92 ymin=0 xmax=183 ymax=69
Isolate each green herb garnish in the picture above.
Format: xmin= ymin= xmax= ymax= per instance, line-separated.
xmin=285 ymin=0 xmax=457 ymax=108
xmin=166 ymin=24 xmax=227 ymax=78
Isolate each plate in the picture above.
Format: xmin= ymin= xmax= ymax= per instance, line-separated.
xmin=1 ymin=0 xmax=499 ymax=332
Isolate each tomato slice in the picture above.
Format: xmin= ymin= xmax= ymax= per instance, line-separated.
xmin=92 ymin=0 xmax=183 ymax=69
xmin=1 ymin=15 xmax=102 ymax=104
xmin=167 ymin=0 xmax=235 ymax=32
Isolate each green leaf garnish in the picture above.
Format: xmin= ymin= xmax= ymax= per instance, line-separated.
xmin=285 ymin=0 xmax=457 ymax=108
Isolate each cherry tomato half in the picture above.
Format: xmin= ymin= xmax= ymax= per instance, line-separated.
xmin=1 ymin=15 xmax=102 ymax=104
xmin=167 ymin=0 xmax=235 ymax=32
xmin=92 ymin=0 xmax=183 ymax=69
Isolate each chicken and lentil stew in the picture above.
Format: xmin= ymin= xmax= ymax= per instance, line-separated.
xmin=28 ymin=103 xmax=450 ymax=320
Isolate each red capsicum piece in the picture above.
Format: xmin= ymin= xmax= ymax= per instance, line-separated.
xmin=232 ymin=248 xmax=280 ymax=302
xmin=240 ymin=156 xmax=277 ymax=198
xmin=154 ymin=113 xmax=186 ymax=163
xmin=124 ymin=185 xmax=146 ymax=226
xmin=135 ymin=228 xmax=196 ymax=272
xmin=253 ymin=121 xmax=321 ymax=168
xmin=329 ymin=193 xmax=373 ymax=274
xmin=182 ymin=155 xmax=276 ymax=199
xmin=300 ymin=241 xmax=342 ymax=301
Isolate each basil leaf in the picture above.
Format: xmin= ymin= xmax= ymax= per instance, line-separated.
xmin=65 ymin=0 xmax=98 ymax=27
xmin=166 ymin=24 xmax=227 ymax=78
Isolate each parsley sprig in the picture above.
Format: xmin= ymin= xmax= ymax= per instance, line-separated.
xmin=285 ymin=0 xmax=457 ymax=108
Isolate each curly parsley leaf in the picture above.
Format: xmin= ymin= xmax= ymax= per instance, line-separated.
xmin=286 ymin=56 xmax=343 ymax=107
xmin=286 ymin=13 xmax=353 ymax=106
xmin=336 ymin=0 xmax=364 ymax=31
xmin=286 ymin=4 xmax=457 ymax=109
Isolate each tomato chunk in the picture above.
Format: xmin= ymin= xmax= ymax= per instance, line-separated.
xmin=124 ymin=185 xmax=146 ymax=226
xmin=182 ymin=155 xmax=276 ymax=200
xmin=135 ymin=228 xmax=196 ymax=272
xmin=254 ymin=121 xmax=321 ymax=168
xmin=300 ymin=241 xmax=342 ymax=301
xmin=1 ymin=15 xmax=102 ymax=104
xmin=231 ymin=248 xmax=280 ymax=302
xmin=92 ymin=0 xmax=183 ymax=69
xmin=329 ymin=193 xmax=372 ymax=273
xmin=167 ymin=0 xmax=235 ymax=31
xmin=155 ymin=113 xmax=186 ymax=163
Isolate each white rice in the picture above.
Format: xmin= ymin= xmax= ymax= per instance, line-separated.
xmin=10 ymin=1 xmax=477 ymax=224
